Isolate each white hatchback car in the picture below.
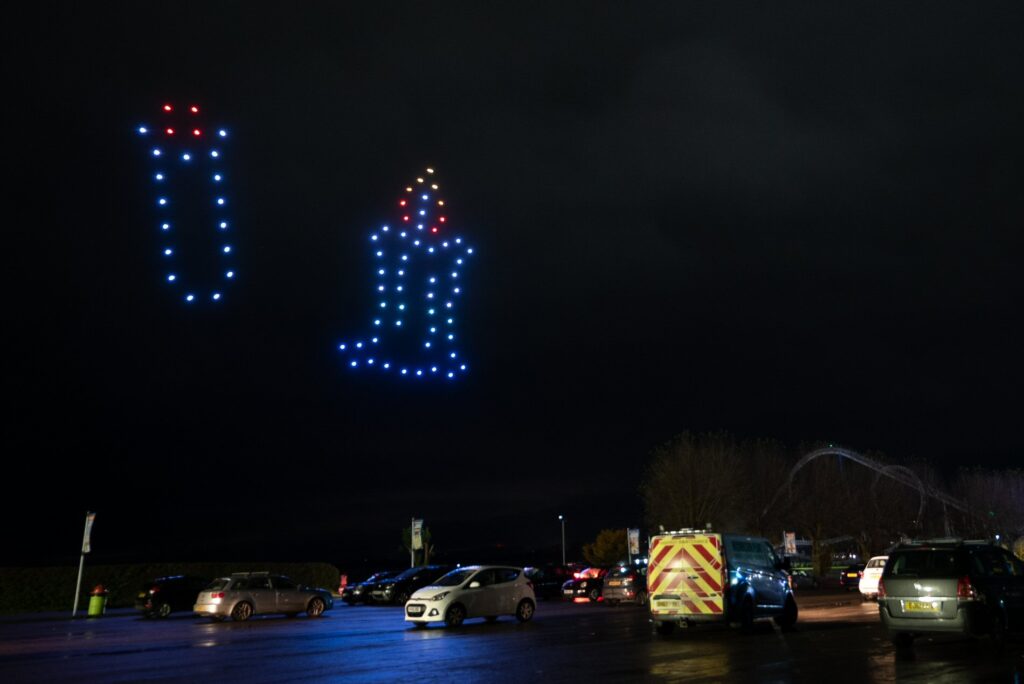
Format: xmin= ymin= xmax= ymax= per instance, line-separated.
xmin=404 ymin=565 xmax=536 ymax=628
xmin=859 ymin=556 xmax=888 ymax=599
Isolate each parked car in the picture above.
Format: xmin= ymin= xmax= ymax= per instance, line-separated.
xmin=372 ymin=565 xmax=455 ymax=605
xmin=523 ymin=565 xmax=575 ymax=600
xmin=404 ymin=565 xmax=536 ymax=627
xmin=879 ymin=540 xmax=1024 ymax=646
xmin=193 ymin=572 xmax=334 ymax=622
xmin=135 ymin=575 xmax=209 ymax=618
xmin=342 ymin=570 xmax=400 ymax=605
xmin=788 ymin=570 xmax=819 ymax=590
xmin=858 ymin=556 xmax=888 ymax=600
xmin=601 ymin=564 xmax=648 ymax=606
xmin=648 ymin=530 xmax=797 ymax=635
xmin=562 ymin=567 xmax=608 ymax=602
xmin=839 ymin=563 xmax=866 ymax=591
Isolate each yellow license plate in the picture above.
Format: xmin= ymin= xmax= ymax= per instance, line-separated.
xmin=607 ymin=580 xmax=621 ymax=586
xmin=846 ymin=573 xmax=858 ymax=578
xmin=904 ymin=600 xmax=940 ymax=613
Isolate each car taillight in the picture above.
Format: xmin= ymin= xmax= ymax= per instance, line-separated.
xmin=877 ymin=578 xmax=886 ymax=599
xmin=858 ymin=571 xmax=863 ymax=578
xmin=957 ymin=576 xmax=976 ymax=600
xmin=212 ymin=592 xmax=225 ymax=599
xmin=573 ymin=573 xmax=581 ymax=579
xmin=150 ymin=587 xmax=160 ymax=594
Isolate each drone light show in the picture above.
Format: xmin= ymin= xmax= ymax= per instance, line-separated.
xmin=338 ymin=167 xmax=474 ymax=380
xmin=136 ymin=104 xmax=235 ymax=303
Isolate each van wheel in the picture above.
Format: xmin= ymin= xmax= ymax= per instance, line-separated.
xmin=737 ymin=597 xmax=755 ymax=631
xmin=655 ymin=621 xmax=675 ymax=636
xmin=156 ymin=602 xmax=172 ymax=618
xmin=774 ymin=596 xmax=797 ymax=630
xmin=587 ymin=588 xmax=600 ymax=602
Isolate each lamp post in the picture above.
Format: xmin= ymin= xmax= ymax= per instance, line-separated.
xmin=559 ymin=515 xmax=566 ymax=566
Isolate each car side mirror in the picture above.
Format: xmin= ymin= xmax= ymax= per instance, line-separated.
xmin=468 ymin=581 xmax=481 ymax=589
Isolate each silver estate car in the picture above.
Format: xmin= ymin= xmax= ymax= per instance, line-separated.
xmin=194 ymin=572 xmax=334 ymax=622
xmin=878 ymin=540 xmax=1024 ymax=646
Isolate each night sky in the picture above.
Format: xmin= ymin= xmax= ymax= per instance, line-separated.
xmin=8 ymin=2 xmax=1023 ymax=567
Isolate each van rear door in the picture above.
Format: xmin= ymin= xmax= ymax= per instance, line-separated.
xmin=648 ymin=533 xmax=726 ymax=618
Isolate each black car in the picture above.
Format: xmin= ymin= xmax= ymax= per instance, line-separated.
xmin=135 ymin=575 xmax=209 ymax=618
xmin=561 ymin=567 xmax=608 ymax=602
xmin=342 ymin=570 xmax=401 ymax=605
xmin=524 ymin=565 xmax=575 ymax=600
xmin=371 ymin=565 xmax=455 ymax=605
xmin=839 ymin=563 xmax=866 ymax=591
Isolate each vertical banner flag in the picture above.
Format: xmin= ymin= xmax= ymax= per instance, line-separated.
xmin=628 ymin=528 xmax=640 ymax=556
xmin=411 ymin=519 xmax=424 ymax=551
xmin=784 ymin=531 xmax=797 ymax=556
xmin=82 ymin=512 xmax=96 ymax=554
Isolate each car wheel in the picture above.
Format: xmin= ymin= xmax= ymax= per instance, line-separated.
xmin=307 ymin=597 xmax=326 ymax=618
xmin=774 ymin=596 xmax=797 ymax=630
xmin=587 ymin=588 xmax=600 ymax=602
xmin=636 ymin=591 xmax=649 ymax=607
xmin=156 ymin=602 xmax=172 ymax=619
xmin=231 ymin=602 xmax=253 ymax=622
xmin=990 ymin=610 xmax=1007 ymax=650
xmin=891 ymin=632 xmax=914 ymax=648
xmin=444 ymin=604 xmax=466 ymax=627
xmin=655 ymin=621 xmax=675 ymax=636
xmin=515 ymin=599 xmax=535 ymax=623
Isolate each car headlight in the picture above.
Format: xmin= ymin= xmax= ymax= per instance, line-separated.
xmin=581 ymin=581 xmax=588 ymax=588
xmin=431 ymin=592 xmax=450 ymax=601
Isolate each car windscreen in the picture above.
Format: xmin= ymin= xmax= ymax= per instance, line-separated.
xmin=883 ymin=550 xmax=965 ymax=579
xmin=433 ymin=569 xmax=476 ymax=587
xmin=205 ymin=579 xmax=230 ymax=591
xmin=394 ymin=567 xmax=423 ymax=581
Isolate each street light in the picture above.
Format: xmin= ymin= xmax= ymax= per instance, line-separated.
xmin=558 ymin=515 xmax=566 ymax=565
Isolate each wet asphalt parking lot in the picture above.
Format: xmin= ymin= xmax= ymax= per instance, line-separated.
xmin=1 ymin=590 xmax=1021 ymax=682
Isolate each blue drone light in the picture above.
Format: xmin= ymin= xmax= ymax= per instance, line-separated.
xmin=338 ymin=167 xmax=473 ymax=380
xmin=137 ymin=103 xmax=237 ymax=304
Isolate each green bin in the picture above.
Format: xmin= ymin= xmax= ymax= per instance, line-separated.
xmin=87 ymin=585 xmax=108 ymax=617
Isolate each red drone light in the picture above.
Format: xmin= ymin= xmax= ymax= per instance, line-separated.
xmin=163 ymin=104 xmax=173 ymax=112
xmin=190 ymin=106 xmax=199 ymax=114
xmin=399 ymin=200 xmax=407 ymax=207
xmin=431 ymin=227 xmax=439 ymax=234
xmin=193 ymin=129 xmax=201 ymax=136
xmin=439 ymin=216 xmax=446 ymax=223
xmin=402 ymin=215 xmax=410 ymax=222
xmin=165 ymin=128 xmax=175 ymax=135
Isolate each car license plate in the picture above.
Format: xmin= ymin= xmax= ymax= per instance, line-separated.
xmin=607 ymin=580 xmax=621 ymax=587
xmin=846 ymin=573 xmax=858 ymax=578
xmin=407 ymin=605 xmax=424 ymax=616
xmin=563 ymin=590 xmax=573 ymax=595
xmin=904 ymin=600 xmax=940 ymax=613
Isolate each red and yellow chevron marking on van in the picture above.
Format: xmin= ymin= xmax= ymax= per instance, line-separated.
xmin=648 ymin=532 xmax=725 ymax=617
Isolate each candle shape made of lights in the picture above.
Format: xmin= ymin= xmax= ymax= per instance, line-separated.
xmin=338 ymin=168 xmax=474 ymax=379
xmin=136 ymin=104 xmax=235 ymax=303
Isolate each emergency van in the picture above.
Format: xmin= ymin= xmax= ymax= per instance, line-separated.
xmin=648 ymin=529 xmax=798 ymax=635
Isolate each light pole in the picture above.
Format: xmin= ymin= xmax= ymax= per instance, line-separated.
xmin=559 ymin=515 xmax=566 ymax=565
